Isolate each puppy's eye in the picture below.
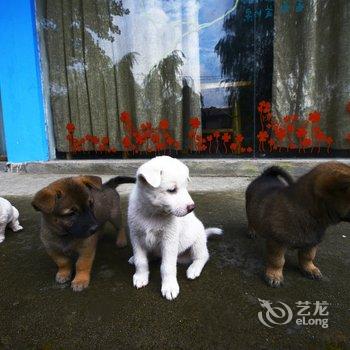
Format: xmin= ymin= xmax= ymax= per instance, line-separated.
xmin=62 ymin=211 xmax=76 ymax=217
xmin=62 ymin=208 xmax=77 ymax=217
xmin=167 ymin=188 xmax=177 ymax=194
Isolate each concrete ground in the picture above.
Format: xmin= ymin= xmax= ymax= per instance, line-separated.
xmin=0 ymin=172 xmax=250 ymax=196
xmin=0 ymin=172 xmax=349 ymax=349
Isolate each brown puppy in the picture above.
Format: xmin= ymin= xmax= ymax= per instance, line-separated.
xmin=246 ymin=162 xmax=350 ymax=287
xmin=32 ymin=175 xmax=135 ymax=291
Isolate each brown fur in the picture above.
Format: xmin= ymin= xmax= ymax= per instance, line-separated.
xmin=32 ymin=175 xmax=135 ymax=291
xmin=246 ymin=162 xmax=350 ymax=287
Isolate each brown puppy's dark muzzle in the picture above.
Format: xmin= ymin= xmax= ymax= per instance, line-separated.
xmin=67 ymin=209 xmax=99 ymax=238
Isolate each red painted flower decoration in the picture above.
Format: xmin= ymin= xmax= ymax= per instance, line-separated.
xmin=263 ymin=101 xmax=271 ymax=113
xmin=275 ymin=127 xmax=287 ymax=141
xmin=213 ymin=131 xmax=220 ymax=139
xmin=312 ymin=126 xmax=321 ymax=134
xmin=230 ymin=143 xmax=237 ymax=151
xmin=141 ymin=122 xmax=152 ymax=131
xmin=188 ymin=130 xmax=195 ymax=138
xmin=301 ymin=138 xmax=312 ymax=148
xmin=120 ymin=111 xmax=131 ymax=123
xmin=156 ymin=143 xmax=166 ymax=151
xmin=346 ymin=101 xmax=350 ymax=113
xmin=222 ymin=133 xmax=231 ymax=143
xmin=326 ymin=136 xmax=334 ymax=145
xmin=66 ymin=122 xmax=75 ymax=133
xmin=135 ymin=133 xmax=144 ymax=145
xmin=91 ymin=136 xmax=99 ymax=145
xmin=101 ymin=136 xmax=109 ymax=145
xmin=308 ymin=111 xmax=321 ymax=123
xmin=174 ymin=141 xmax=181 ymax=150
xmin=166 ymin=136 xmax=174 ymax=145
xmin=151 ymin=133 xmax=160 ymax=144
xmin=257 ymin=100 xmax=271 ymax=114
xmin=159 ymin=119 xmax=169 ymax=130
xmin=122 ymin=136 xmax=132 ymax=149
xmin=189 ymin=117 xmax=200 ymax=129
xmin=296 ymin=127 xmax=307 ymax=139
xmin=98 ymin=144 xmax=106 ymax=152
xmin=235 ymin=134 xmax=244 ymax=143
xmin=257 ymin=131 xmax=269 ymax=142
xmin=346 ymin=133 xmax=350 ymax=144
xmin=286 ymin=124 xmax=294 ymax=133
xmin=315 ymin=130 xmax=326 ymax=142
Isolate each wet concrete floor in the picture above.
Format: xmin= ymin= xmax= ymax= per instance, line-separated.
xmin=0 ymin=193 xmax=349 ymax=349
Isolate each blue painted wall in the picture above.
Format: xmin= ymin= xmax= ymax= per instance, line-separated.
xmin=0 ymin=0 xmax=50 ymax=162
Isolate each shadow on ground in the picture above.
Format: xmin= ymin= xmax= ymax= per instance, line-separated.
xmin=0 ymin=193 xmax=349 ymax=349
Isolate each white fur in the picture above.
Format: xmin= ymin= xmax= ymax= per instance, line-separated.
xmin=127 ymin=156 xmax=223 ymax=300
xmin=0 ymin=197 xmax=23 ymax=243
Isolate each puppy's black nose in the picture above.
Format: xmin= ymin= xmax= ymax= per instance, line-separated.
xmin=187 ymin=204 xmax=196 ymax=213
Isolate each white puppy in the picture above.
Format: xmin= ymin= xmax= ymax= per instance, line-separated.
xmin=128 ymin=156 xmax=222 ymax=300
xmin=0 ymin=197 xmax=23 ymax=243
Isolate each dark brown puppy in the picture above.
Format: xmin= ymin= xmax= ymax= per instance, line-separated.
xmin=32 ymin=175 xmax=135 ymax=291
xmin=246 ymin=162 xmax=350 ymax=287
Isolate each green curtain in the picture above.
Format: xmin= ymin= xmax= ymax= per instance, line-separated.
xmin=41 ymin=0 xmax=201 ymax=152
xmin=272 ymin=0 xmax=350 ymax=149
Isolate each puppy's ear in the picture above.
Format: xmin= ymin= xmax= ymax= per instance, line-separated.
xmin=77 ymin=176 xmax=102 ymax=190
xmin=31 ymin=187 xmax=58 ymax=213
xmin=315 ymin=173 xmax=350 ymax=198
xmin=137 ymin=163 xmax=162 ymax=188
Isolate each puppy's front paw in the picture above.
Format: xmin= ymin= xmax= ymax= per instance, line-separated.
xmin=161 ymin=279 xmax=179 ymax=300
xmin=265 ymin=273 xmax=284 ymax=288
xmin=116 ymin=228 xmax=127 ymax=248
xmin=12 ymin=224 xmax=23 ymax=232
xmin=247 ymin=228 xmax=257 ymax=239
xmin=56 ymin=270 xmax=71 ymax=284
xmin=302 ymin=266 xmax=323 ymax=280
xmin=133 ymin=272 xmax=149 ymax=289
xmin=0 ymin=236 xmax=5 ymax=244
xmin=71 ymin=277 xmax=90 ymax=292
xmin=186 ymin=264 xmax=202 ymax=280
xmin=116 ymin=239 xmax=127 ymax=248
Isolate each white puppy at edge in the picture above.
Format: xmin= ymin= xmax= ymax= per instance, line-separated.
xmin=0 ymin=197 xmax=23 ymax=243
xmin=128 ymin=156 xmax=223 ymax=301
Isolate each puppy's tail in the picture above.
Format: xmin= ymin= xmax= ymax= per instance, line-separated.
xmin=103 ymin=176 xmax=136 ymax=188
xmin=261 ymin=166 xmax=293 ymax=185
xmin=205 ymin=227 xmax=223 ymax=238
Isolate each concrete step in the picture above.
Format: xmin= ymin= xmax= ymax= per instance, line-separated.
xmin=2 ymin=158 xmax=349 ymax=177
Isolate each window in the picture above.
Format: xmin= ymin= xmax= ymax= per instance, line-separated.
xmin=36 ymin=0 xmax=350 ymax=158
